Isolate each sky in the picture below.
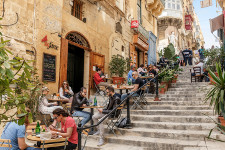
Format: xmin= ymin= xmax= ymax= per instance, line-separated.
xmin=193 ymin=0 xmax=222 ymax=49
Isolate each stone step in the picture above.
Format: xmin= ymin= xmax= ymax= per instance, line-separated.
xmin=118 ymin=128 xmax=222 ymax=141
xmin=128 ymin=110 xmax=213 ymax=116
xmin=168 ymin=87 xmax=209 ymax=91
xmin=160 ymin=94 xmax=205 ymax=98
xmin=160 ymin=97 xmax=204 ymax=101
xmin=145 ymin=101 xmax=209 ymax=106
xmin=129 ymin=115 xmax=216 ymax=123
xmin=165 ymin=91 xmax=207 ymax=95
xmin=131 ymin=121 xmax=215 ymax=131
xmin=85 ymin=135 xmax=202 ymax=150
xmin=144 ymin=105 xmax=211 ymax=110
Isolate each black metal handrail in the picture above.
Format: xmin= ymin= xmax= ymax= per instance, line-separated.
xmin=77 ymin=67 xmax=171 ymax=150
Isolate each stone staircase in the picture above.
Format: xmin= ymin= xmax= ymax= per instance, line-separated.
xmin=82 ymin=66 xmax=225 ymax=150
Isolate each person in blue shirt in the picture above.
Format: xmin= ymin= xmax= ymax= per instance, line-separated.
xmin=127 ymin=65 xmax=136 ymax=84
xmin=182 ymin=48 xmax=192 ymax=66
xmin=188 ymin=48 xmax=193 ymax=65
xmin=1 ymin=109 xmax=40 ymax=150
xmin=198 ymin=46 xmax=205 ymax=60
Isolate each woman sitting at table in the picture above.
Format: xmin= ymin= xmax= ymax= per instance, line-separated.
xmin=1 ymin=108 xmax=41 ymax=150
xmin=59 ymin=81 xmax=74 ymax=103
xmin=49 ymin=108 xmax=78 ymax=150
xmin=39 ymin=86 xmax=63 ymax=119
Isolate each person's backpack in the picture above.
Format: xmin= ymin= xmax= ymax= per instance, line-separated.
xmin=115 ymin=117 xmax=127 ymax=128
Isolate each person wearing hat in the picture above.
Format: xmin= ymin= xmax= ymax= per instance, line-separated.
xmin=39 ymin=86 xmax=63 ymax=119
xmin=1 ymin=109 xmax=41 ymax=150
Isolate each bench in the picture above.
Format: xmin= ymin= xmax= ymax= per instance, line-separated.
xmin=0 ymin=139 xmax=12 ymax=149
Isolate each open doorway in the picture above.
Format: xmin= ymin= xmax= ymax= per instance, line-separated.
xmin=67 ymin=43 xmax=84 ymax=93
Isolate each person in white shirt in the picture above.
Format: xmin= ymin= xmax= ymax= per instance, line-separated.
xmin=137 ymin=64 xmax=147 ymax=76
xmin=194 ymin=60 xmax=204 ymax=75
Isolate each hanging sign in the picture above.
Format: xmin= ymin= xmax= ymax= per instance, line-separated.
xmin=41 ymin=35 xmax=59 ymax=50
xmin=131 ymin=20 xmax=139 ymax=28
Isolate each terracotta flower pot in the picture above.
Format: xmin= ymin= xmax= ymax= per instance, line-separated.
xmin=159 ymin=87 xmax=165 ymax=94
xmin=161 ymin=81 xmax=168 ymax=90
xmin=112 ymin=77 xmax=125 ymax=84
xmin=219 ymin=116 xmax=225 ymax=127
xmin=172 ymin=79 xmax=177 ymax=83
xmin=209 ymin=72 xmax=218 ymax=85
xmin=174 ymin=74 xmax=178 ymax=79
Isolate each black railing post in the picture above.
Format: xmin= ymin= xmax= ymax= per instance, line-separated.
xmin=77 ymin=123 xmax=82 ymax=150
xmin=126 ymin=97 xmax=132 ymax=128
xmin=154 ymin=75 xmax=160 ymax=101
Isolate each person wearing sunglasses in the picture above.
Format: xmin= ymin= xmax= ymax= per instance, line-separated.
xmin=59 ymin=81 xmax=74 ymax=103
xmin=121 ymin=71 xmax=144 ymax=100
xmin=49 ymin=108 xmax=78 ymax=150
xmin=71 ymin=87 xmax=92 ymax=127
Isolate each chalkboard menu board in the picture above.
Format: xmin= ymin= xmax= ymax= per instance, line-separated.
xmin=43 ymin=53 xmax=56 ymax=82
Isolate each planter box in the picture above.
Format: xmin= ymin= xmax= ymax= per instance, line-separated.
xmin=172 ymin=79 xmax=177 ymax=83
xmin=161 ymin=81 xmax=168 ymax=90
xmin=159 ymin=87 xmax=166 ymax=94
xmin=112 ymin=77 xmax=125 ymax=84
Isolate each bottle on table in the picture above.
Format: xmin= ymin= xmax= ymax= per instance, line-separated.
xmin=94 ymin=96 xmax=97 ymax=106
xmin=35 ymin=121 xmax=41 ymax=135
xmin=128 ymin=78 xmax=131 ymax=85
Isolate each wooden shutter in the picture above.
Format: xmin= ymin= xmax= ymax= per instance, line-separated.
xmin=129 ymin=43 xmax=137 ymax=67
xmin=59 ymin=38 xmax=68 ymax=88
xmin=89 ymin=52 xmax=105 ymax=89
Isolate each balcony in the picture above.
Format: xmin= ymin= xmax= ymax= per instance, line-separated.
xmin=146 ymin=0 xmax=165 ymax=17
xmin=133 ymin=24 xmax=150 ymax=40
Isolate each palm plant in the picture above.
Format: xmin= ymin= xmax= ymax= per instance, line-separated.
xmin=205 ymin=63 xmax=225 ymax=118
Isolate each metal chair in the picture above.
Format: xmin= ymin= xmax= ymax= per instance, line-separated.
xmin=190 ymin=67 xmax=203 ymax=82
xmin=0 ymin=139 xmax=12 ymax=149
xmin=131 ymin=87 xmax=147 ymax=110
xmin=106 ymin=104 xmax=124 ymax=136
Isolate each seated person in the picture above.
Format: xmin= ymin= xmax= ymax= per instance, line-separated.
xmin=191 ymin=60 xmax=206 ymax=81
xmin=153 ymin=65 xmax=159 ymax=73
xmin=121 ymin=71 xmax=144 ymax=100
xmin=39 ymin=86 xmax=63 ymax=119
xmin=71 ymin=87 xmax=92 ymax=127
xmin=1 ymin=108 xmax=41 ymax=150
xmin=92 ymin=86 xmax=121 ymax=146
xmin=159 ymin=56 xmax=167 ymax=67
xmin=127 ymin=65 xmax=136 ymax=84
xmin=49 ymin=108 xmax=78 ymax=150
xmin=94 ymin=68 xmax=109 ymax=87
xmin=148 ymin=65 xmax=157 ymax=78
xmin=137 ymin=64 xmax=147 ymax=76
xmin=59 ymin=81 xmax=74 ymax=103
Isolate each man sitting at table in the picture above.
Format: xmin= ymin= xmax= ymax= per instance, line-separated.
xmin=121 ymin=71 xmax=144 ymax=100
xmin=92 ymin=86 xmax=121 ymax=146
xmin=94 ymin=68 xmax=109 ymax=87
xmin=1 ymin=108 xmax=41 ymax=150
xmin=71 ymin=87 xmax=92 ymax=127
xmin=127 ymin=65 xmax=136 ymax=84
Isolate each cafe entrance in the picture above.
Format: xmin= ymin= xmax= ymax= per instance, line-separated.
xmin=67 ymin=44 xmax=84 ymax=93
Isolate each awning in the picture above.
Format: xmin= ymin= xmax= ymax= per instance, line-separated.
xmin=210 ymin=14 xmax=224 ymax=33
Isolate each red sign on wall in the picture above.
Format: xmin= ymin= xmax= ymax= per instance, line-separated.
xmin=131 ymin=20 xmax=139 ymax=28
xmin=185 ymin=15 xmax=193 ymax=30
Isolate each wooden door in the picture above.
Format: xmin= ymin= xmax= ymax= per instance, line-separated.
xmin=89 ymin=52 xmax=105 ymax=89
xmin=59 ymin=38 xmax=68 ymax=88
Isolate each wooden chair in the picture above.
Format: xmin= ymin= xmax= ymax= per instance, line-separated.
xmin=190 ymin=67 xmax=203 ymax=82
xmin=0 ymin=139 xmax=12 ymax=149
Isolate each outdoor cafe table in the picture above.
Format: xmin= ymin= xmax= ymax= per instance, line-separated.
xmin=48 ymin=98 xmax=69 ymax=105
xmin=80 ymin=106 xmax=104 ymax=135
xmin=113 ymin=85 xmax=133 ymax=95
xmin=27 ymin=135 xmax=67 ymax=150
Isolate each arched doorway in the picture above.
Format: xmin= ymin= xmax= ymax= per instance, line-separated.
xmin=60 ymin=31 xmax=91 ymax=93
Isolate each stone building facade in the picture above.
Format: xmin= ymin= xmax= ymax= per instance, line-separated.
xmin=0 ymin=0 xmax=164 ymax=96
xmin=157 ymin=0 xmax=204 ymax=55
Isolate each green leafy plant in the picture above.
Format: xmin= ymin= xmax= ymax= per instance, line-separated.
xmin=109 ymin=55 xmax=129 ymax=77
xmin=0 ymin=22 xmax=42 ymax=125
xmin=164 ymin=43 xmax=175 ymax=60
xmin=205 ymin=63 xmax=225 ymax=118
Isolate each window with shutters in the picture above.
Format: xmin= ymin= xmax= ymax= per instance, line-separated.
xmin=71 ymin=0 xmax=83 ymax=20
xmin=137 ymin=0 xmax=142 ymax=24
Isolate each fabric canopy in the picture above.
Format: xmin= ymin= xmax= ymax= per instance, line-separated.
xmin=209 ymin=14 xmax=224 ymax=33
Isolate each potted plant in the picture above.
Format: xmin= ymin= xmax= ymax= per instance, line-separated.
xmin=159 ymin=85 xmax=166 ymax=94
xmin=205 ymin=63 xmax=225 ymax=127
xmin=109 ymin=55 xmax=130 ymax=84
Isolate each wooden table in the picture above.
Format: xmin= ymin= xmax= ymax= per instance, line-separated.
xmin=80 ymin=106 xmax=104 ymax=135
xmin=113 ymin=85 xmax=134 ymax=95
xmin=48 ymin=99 xmax=69 ymax=105
xmin=27 ymin=135 xmax=67 ymax=150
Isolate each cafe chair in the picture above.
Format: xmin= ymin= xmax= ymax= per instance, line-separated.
xmin=36 ymin=137 xmax=68 ymax=150
xmin=93 ymin=78 xmax=105 ymax=97
xmin=131 ymin=89 xmax=146 ymax=110
xmin=39 ymin=112 xmax=51 ymax=127
xmin=0 ymin=139 xmax=12 ymax=149
xmin=190 ymin=67 xmax=203 ymax=82
xmin=106 ymin=104 xmax=124 ymax=137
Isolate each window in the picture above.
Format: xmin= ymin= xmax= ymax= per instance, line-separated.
xmin=71 ymin=0 xmax=83 ymax=20
xmin=168 ymin=3 xmax=171 ymax=8
xmin=177 ymin=4 xmax=180 ymax=10
xmin=116 ymin=0 xmax=124 ymax=12
xmin=137 ymin=0 xmax=142 ymax=24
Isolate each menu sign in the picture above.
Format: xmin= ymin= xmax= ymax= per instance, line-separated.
xmin=43 ymin=53 xmax=56 ymax=82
